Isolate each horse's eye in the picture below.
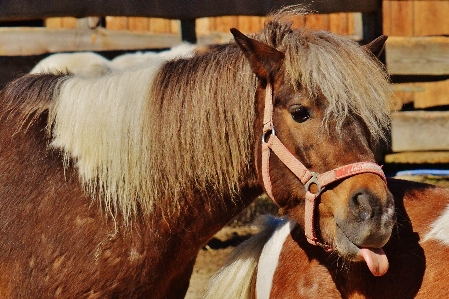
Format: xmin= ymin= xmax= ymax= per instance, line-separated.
xmin=290 ymin=105 xmax=310 ymax=123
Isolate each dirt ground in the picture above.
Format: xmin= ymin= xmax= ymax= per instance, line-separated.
xmin=185 ymin=225 xmax=260 ymax=299
xmin=185 ymin=239 xmax=236 ymax=298
xmin=185 ymin=196 xmax=277 ymax=299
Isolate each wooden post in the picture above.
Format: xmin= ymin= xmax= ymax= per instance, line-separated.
xmin=181 ymin=19 xmax=197 ymax=44
xmin=361 ymin=0 xmax=384 ymax=62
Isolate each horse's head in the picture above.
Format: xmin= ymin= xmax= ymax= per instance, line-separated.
xmin=232 ymin=24 xmax=395 ymax=276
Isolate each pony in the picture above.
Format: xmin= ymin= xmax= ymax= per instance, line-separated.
xmin=203 ymin=178 xmax=449 ymax=299
xmin=30 ymin=43 xmax=197 ymax=77
xmin=0 ymin=6 xmax=393 ymax=299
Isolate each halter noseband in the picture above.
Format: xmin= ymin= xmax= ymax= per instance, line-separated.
xmin=261 ymin=83 xmax=386 ymax=248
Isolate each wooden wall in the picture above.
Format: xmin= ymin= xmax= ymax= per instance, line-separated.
xmin=383 ymin=1 xmax=449 ymax=37
xmin=382 ymin=1 xmax=449 ymax=110
xmin=382 ymin=1 xmax=449 ymax=158
xmin=41 ymin=1 xmax=449 ymax=38
xmin=45 ymin=13 xmax=361 ymax=37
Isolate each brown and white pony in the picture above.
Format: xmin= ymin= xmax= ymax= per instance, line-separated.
xmin=203 ymin=178 xmax=449 ymax=299
xmin=0 ymin=6 xmax=392 ymax=299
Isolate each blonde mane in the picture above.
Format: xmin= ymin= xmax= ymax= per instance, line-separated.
xmin=48 ymin=46 xmax=257 ymax=220
xmin=39 ymin=6 xmax=391 ymax=221
xmin=258 ymin=6 xmax=392 ymax=142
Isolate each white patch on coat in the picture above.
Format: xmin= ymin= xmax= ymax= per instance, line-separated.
xmin=423 ymin=204 xmax=449 ymax=245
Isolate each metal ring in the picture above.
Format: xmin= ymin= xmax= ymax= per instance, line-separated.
xmin=261 ymin=125 xmax=276 ymax=143
xmin=304 ymin=172 xmax=322 ymax=195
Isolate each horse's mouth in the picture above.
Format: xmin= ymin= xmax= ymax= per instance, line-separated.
xmin=334 ymin=225 xmax=389 ymax=276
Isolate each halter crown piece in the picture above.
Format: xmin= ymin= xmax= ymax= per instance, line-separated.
xmin=261 ymin=83 xmax=387 ymax=248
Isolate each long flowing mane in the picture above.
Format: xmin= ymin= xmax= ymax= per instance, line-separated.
xmin=0 ymin=6 xmax=391 ymax=222
xmin=49 ymin=46 xmax=258 ymax=220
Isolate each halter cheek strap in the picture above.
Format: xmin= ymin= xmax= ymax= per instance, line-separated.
xmin=261 ymin=83 xmax=386 ymax=248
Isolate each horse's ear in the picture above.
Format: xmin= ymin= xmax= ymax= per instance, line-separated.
xmin=362 ymin=35 xmax=388 ymax=58
xmin=230 ymin=28 xmax=285 ymax=81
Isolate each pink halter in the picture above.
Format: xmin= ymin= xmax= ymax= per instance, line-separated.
xmin=261 ymin=83 xmax=386 ymax=248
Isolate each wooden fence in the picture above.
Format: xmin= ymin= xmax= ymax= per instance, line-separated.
xmin=47 ymin=13 xmax=362 ymax=38
xmin=381 ymin=1 xmax=449 ymax=160
xmin=0 ymin=0 xmax=379 ymax=87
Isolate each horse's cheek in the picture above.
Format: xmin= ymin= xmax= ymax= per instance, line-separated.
xmin=317 ymin=202 xmax=337 ymax=242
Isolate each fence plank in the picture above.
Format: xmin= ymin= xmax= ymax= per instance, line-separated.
xmin=196 ymin=18 xmax=211 ymax=36
xmin=237 ymin=16 xmax=264 ymax=34
xmin=61 ymin=17 xmax=77 ymax=29
xmin=414 ymin=1 xmax=449 ymax=36
xmin=382 ymin=1 xmax=392 ymax=36
xmin=106 ymin=16 xmax=128 ymax=30
xmin=170 ymin=20 xmax=180 ymax=34
xmin=391 ymin=111 xmax=449 ymax=152
xmin=214 ymin=16 xmax=239 ymax=33
xmin=329 ymin=13 xmax=348 ymax=35
xmin=305 ymin=14 xmax=329 ymax=31
xmin=45 ymin=18 xmax=62 ymax=28
xmin=384 ymin=1 xmax=413 ymax=36
xmin=393 ymin=79 xmax=449 ymax=109
xmin=386 ymin=36 xmax=449 ymax=75
xmin=128 ymin=17 xmax=149 ymax=32
xmin=149 ymin=18 xmax=172 ymax=33
xmin=0 ymin=27 xmax=182 ymax=56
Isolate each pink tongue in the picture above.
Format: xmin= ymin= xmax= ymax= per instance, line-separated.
xmin=360 ymin=247 xmax=389 ymax=276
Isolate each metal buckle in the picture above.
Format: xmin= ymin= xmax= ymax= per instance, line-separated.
xmin=304 ymin=172 xmax=322 ymax=195
xmin=262 ymin=124 xmax=275 ymax=143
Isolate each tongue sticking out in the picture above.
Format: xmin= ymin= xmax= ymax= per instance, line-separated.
xmin=359 ymin=247 xmax=389 ymax=276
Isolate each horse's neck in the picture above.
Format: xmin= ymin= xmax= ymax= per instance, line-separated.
xmin=168 ymin=187 xmax=263 ymax=251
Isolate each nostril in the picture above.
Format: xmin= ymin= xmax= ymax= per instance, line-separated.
xmin=351 ymin=191 xmax=374 ymax=220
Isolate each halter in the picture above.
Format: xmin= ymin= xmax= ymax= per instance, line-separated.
xmin=261 ymin=83 xmax=386 ymax=248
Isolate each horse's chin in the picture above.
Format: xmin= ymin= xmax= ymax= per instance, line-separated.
xmin=334 ymin=226 xmax=389 ymax=276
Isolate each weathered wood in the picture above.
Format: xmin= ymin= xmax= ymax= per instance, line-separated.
xmin=383 ymin=1 xmax=449 ymax=37
xmin=305 ymin=14 xmax=329 ymax=31
xmin=391 ymin=111 xmax=449 ymax=152
xmin=0 ymin=0 xmax=380 ymax=20
xmin=128 ymin=17 xmax=150 ymax=32
xmin=105 ymin=16 xmax=128 ymax=30
xmin=329 ymin=13 xmax=349 ymax=36
xmin=414 ymin=1 xmax=449 ymax=36
xmin=0 ymin=27 xmax=236 ymax=56
xmin=0 ymin=27 xmax=183 ymax=56
xmin=385 ymin=151 xmax=449 ymax=164
xmin=383 ymin=1 xmax=413 ymax=37
xmin=393 ymin=79 xmax=449 ymax=110
xmin=386 ymin=36 xmax=449 ymax=75
xmin=237 ymin=16 xmax=264 ymax=33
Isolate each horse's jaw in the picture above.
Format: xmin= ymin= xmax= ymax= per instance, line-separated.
xmin=334 ymin=226 xmax=390 ymax=276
